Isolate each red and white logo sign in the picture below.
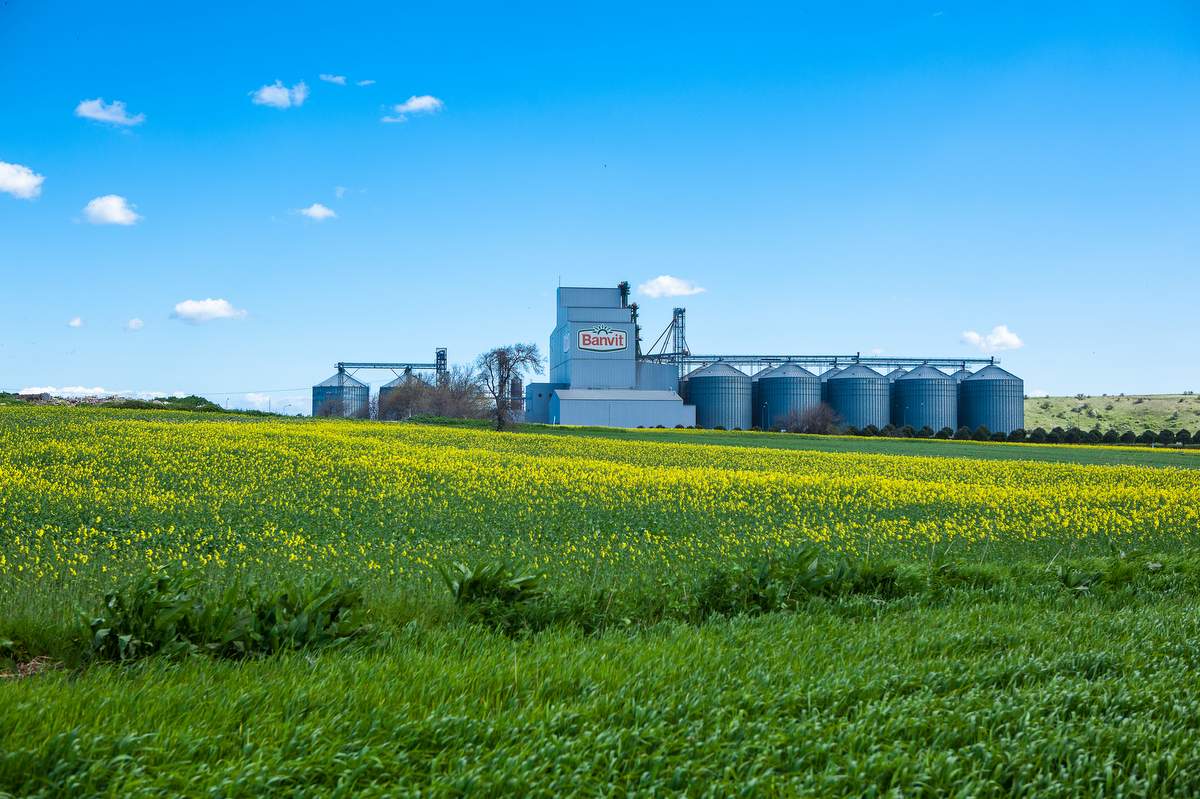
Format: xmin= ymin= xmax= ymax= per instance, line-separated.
xmin=578 ymin=326 xmax=627 ymax=352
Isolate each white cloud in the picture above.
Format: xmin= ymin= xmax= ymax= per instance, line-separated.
xmin=125 ymin=318 xmax=144 ymax=331
xmin=20 ymin=385 xmax=109 ymax=396
xmin=298 ymin=202 xmax=336 ymax=220
xmin=0 ymin=161 xmax=45 ymax=199
xmin=961 ymin=324 xmax=1024 ymax=353
xmin=334 ymin=186 xmax=347 ymax=199
xmin=84 ymin=194 xmax=141 ymax=225
xmin=1029 ymin=388 xmax=1049 ymax=398
xmin=381 ymin=94 xmax=443 ymax=122
xmin=356 ymin=79 xmax=376 ymax=87
xmin=251 ymin=80 xmax=309 ymax=109
xmin=20 ymin=385 xmax=180 ymax=399
xmin=75 ymin=98 xmax=145 ymax=127
xmin=68 ymin=317 xmax=83 ymax=328
xmin=172 ymin=298 xmax=247 ymax=323
xmin=319 ymin=74 xmax=347 ymax=85
xmin=245 ymin=392 xmax=271 ymax=407
xmin=637 ymin=275 xmax=707 ymax=299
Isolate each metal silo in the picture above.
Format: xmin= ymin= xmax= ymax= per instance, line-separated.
xmin=312 ymin=370 xmax=369 ymax=418
xmin=827 ymin=364 xmax=889 ymax=429
xmin=686 ymin=362 xmax=752 ymax=430
xmin=751 ymin=366 xmax=776 ymax=428
xmin=894 ymin=365 xmax=957 ymax=432
xmin=948 ymin=368 xmax=973 ymax=384
xmin=758 ymin=363 xmax=820 ymax=430
xmin=886 ymin=367 xmax=907 ymax=426
xmin=959 ymin=365 xmax=1024 ymax=434
xmin=379 ymin=371 xmax=424 ymax=420
xmin=820 ymin=366 xmax=843 ymax=404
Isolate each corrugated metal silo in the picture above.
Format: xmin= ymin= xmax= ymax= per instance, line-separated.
xmin=378 ymin=372 xmax=416 ymax=419
xmin=959 ymin=365 xmax=1024 ymax=434
xmin=750 ymin=366 xmax=776 ymax=428
xmin=895 ymin=365 xmax=957 ymax=432
xmin=886 ymin=367 xmax=907 ymax=426
xmin=949 ymin=368 xmax=973 ymax=383
xmin=312 ymin=371 xmax=369 ymax=418
xmin=827 ymin=364 xmax=889 ymax=429
xmin=686 ymin=362 xmax=752 ymax=429
xmin=757 ymin=363 xmax=820 ymax=429
xmin=820 ymin=366 xmax=843 ymax=404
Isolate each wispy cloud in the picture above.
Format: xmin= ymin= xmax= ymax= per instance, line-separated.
xmin=84 ymin=195 xmax=141 ymax=225
xmin=172 ymin=298 xmax=247 ymax=323
xmin=961 ymin=324 xmax=1024 ymax=352
xmin=20 ymin=385 xmax=109 ymax=396
xmin=356 ymin=79 xmax=376 ymax=87
xmin=251 ymin=80 xmax=309 ymax=109
xmin=297 ymin=202 xmax=336 ymax=221
xmin=125 ymin=318 xmax=144 ymax=331
xmin=381 ymin=94 xmax=443 ymax=122
xmin=334 ymin=186 xmax=347 ymax=199
xmin=0 ymin=161 xmax=45 ymax=199
xmin=637 ymin=275 xmax=706 ymax=299
xmin=75 ymin=98 xmax=145 ymax=127
xmin=319 ymin=74 xmax=347 ymax=85
xmin=68 ymin=317 xmax=83 ymax=328
xmin=19 ymin=385 xmax=185 ymax=399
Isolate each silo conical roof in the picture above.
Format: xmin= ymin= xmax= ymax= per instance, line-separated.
xmin=886 ymin=367 xmax=908 ymax=381
xmin=752 ymin=366 xmax=777 ymax=381
xmin=820 ymin=366 xmax=844 ymax=380
xmin=316 ymin=371 xmax=367 ymax=388
xmin=382 ymin=372 xmax=422 ymax=389
xmin=899 ymin=364 xmax=952 ymax=381
xmin=686 ymin=362 xmax=749 ymax=380
xmin=949 ymin=368 xmax=973 ymax=382
xmin=761 ymin=363 xmax=816 ymax=380
xmin=829 ymin=364 xmax=887 ymax=380
xmin=964 ymin=365 xmax=1020 ymax=381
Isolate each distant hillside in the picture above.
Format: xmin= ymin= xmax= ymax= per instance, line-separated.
xmin=1025 ymin=394 xmax=1200 ymax=433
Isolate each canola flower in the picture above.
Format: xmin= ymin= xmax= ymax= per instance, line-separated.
xmin=1 ymin=406 xmax=1198 ymax=597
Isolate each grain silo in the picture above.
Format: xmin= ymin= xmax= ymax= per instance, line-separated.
xmin=686 ymin=362 xmax=752 ymax=430
xmin=312 ymin=371 xmax=369 ymax=418
xmin=820 ymin=365 xmax=844 ymax=404
xmin=757 ymin=363 xmax=820 ymax=430
xmin=886 ymin=367 xmax=907 ymax=426
xmin=827 ymin=364 xmax=889 ymax=429
xmin=894 ymin=365 xmax=957 ymax=432
xmin=750 ymin=366 xmax=776 ymax=428
xmin=959 ymin=365 xmax=1024 ymax=434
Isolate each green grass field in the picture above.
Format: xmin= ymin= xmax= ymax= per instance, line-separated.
xmin=4 ymin=406 xmax=1200 ymax=797
xmin=1024 ymin=393 xmax=1200 ymax=432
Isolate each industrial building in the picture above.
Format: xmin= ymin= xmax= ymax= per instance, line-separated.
xmin=524 ymin=284 xmax=695 ymax=428
xmin=312 ymin=281 xmax=1024 ymax=434
xmin=523 ymin=281 xmax=1024 ymax=433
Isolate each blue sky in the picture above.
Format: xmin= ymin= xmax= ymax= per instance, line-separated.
xmin=1 ymin=1 xmax=1197 ymax=412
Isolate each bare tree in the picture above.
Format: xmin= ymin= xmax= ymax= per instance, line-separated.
xmin=475 ymin=343 xmax=544 ymax=430
xmin=379 ymin=374 xmax=432 ymax=421
xmin=426 ymin=366 xmax=490 ymax=419
xmin=378 ymin=367 xmax=490 ymax=422
xmin=779 ymin=404 xmax=842 ymax=435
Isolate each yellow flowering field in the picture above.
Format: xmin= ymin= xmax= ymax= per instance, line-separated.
xmin=2 ymin=406 xmax=1199 ymax=596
